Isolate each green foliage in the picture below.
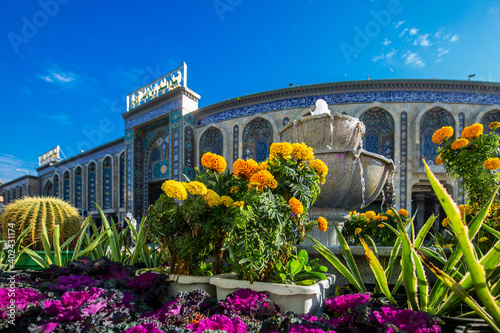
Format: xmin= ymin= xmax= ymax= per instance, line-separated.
xmin=0 ymin=196 xmax=82 ymax=251
xmin=342 ymin=210 xmax=403 ymax=246
xmin=270 ymin=249 xmax=328 ymax=285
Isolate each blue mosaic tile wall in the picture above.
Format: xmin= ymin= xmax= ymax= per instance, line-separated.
xmin=400 ymin=112 xmax=407 ymax=210
xmin=172 ymin=129 xmax=181 ymax=181
xmin=134 ymin=134 xmax=144 ymax=220
xmin=360 ymin=109 xmax=395 ymax=160
xmin=88 ymin=163 xmax=96 ymax=211
xmin=198 ymin=91 xmax=500 ymax=126
xmin=481 ymin=109 xmax=500 ymax=134
xmin=103 ymin=157 xmax=112 ymax=209
xmin=125 ymin=98 xmax=182 ymax=130
xmin=199 ymin=127 xmax=223 ymax=168
xmin=125 ymin=130 xmax=134 ymax=212
xmin=184 ymin=124 xmax=195 ymax=180
xmin=74 ymin=167 xmax=82 ymax=208
xmin=420 ymin=109 xmax=455 ymax=165
xmin=233 ymin=125 xmax=239 ymax=162
xmin=63 ymin=171 xmax=70 ymax=202
xmin=242 ymin=118 xmax=273 ymax=162
xmin=120 ymin=153 xmax=125 ymax=208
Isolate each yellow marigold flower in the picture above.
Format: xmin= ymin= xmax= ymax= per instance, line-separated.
xmin=484 ymin=158 xmax=500 ymax=170
xmin=381 ymin=216 xmax=388 ymax=221
xmin=360 ymin=213 xmax=366 ymax=218
xmin=291 ymin=143 xmax=314 ymax=161
xmin=309 ymin=159 xmax=329 ymax=184
xmin=220 ymin=195 xmax=234 ymax=207
xmin=317 ymin=216 xmax=328 ymax=232
xmin=365 ymin=211 xmax=376 ymax=219
xmin=232 ymin=201 xmax=244 ymax=209
xmin=248 ymin=170 xmax=277 ymax=191
xmin=436 ymin=154 xmax=443 ymax=165
xmin=203 ymin=189 xmax=221 ymax=207
xmin=258 ymin=161 xmax=270 ymax=171
xmin=355 ymin=227 xmax=362 ymax=234
xmin=451 ymin=138 xmax=469 ymax=150
xmin=386 ymin=210 xmax=394 ymax=215
xmin=270 ymin=142 xmax=293 ymax=159
xmin=432 ymin=126 xmax=454 ymax=144
xmin=378 ymin=223 xmax=385 ymax=228
xmin=349 ymin=211 xmax=357 ymax=216
xmin=479 ymin=237 xmax=488 ymax=242
xmin=161 ymin=180 xmax=188 ymax=201
xmin=398 ymin=209 xmax=409 ymax=217
xmin=489 ymin=122 xmax=500 ymax=130
xmin=461 ymin=123 xmax=483 ymax=140
xmin=442 ymin=217 xmax=449 ymax=227
xmin=185 ymin=181 xmax=208 ymax=196
xmin=288 ymin=197 xmax=304 ymax=215
xmin=201 ymin=152 xmax=227 ymax=173
xmin=230 ymin=186 xmax=239 ymax=194
xmin=233 ymin=159 xmax=259 ymax=179
xmin=458 ymin=204 xmax=471 ymax=216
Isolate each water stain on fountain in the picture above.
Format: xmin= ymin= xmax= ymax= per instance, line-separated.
xmin=280 ymin=99 xmax=395 ymax=246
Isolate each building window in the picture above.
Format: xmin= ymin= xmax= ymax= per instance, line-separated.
xmin=12 ymin=188 xmax=16 ymax=200
xmin=420 ymin=108 xmax=455 ymax=164
xmin=360 ymin=108 xmax=395 ymax=160
xmin=75 ymin=167 xmax=82 ymax=208
xmin=19 ymin=186 xmax=23 ymax=198
xmin=199 ymin=127 xmax=223 ymax=167
xmin=63 ymin=171 xmax=70 ymax=202
xmin=480 ymin=109 xmax=500 ymax=134
xmin=53 ymin=174 xmax=59 ymax=197
xmin=103 ymin=157 xmax=112 ymax=209
xmin=88 ymin=162 xmax=96 ymax=211
xmin=242 ymin=118 xmax=273 ymax=162
xmin=120 ymin=153 xmax=125 ymax=208
xmin=7 ymin=190 xmax=10 ymax=203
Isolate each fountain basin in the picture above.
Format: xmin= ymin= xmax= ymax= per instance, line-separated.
xmin=280 ymin=113 xmax=365 ymax=152
xmin=313 ymin=149 xmax=395 ymax=211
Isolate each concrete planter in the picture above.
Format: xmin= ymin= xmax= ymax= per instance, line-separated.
xmin=167 ymin=273 xmax=236 ymax=297
xmin=210 ymin=274 xmax=336 ymax=315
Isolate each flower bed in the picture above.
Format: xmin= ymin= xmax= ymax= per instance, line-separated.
xmin=0 ymin=258 xmax=444 ymax=333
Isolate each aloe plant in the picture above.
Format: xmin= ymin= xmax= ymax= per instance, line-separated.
xmin=419 ymin=160 xmax=500 ymax=332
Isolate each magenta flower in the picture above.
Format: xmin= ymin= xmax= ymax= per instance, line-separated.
xmin=53 ymin=274 xmax=100 ymax=291
xmin=220 ymin=288 xmax=277 ymax=316
xmin=370 ymin=306 xmax=441 ymax=333
xmin=127 ymin=272 xmax=158 ymax=291
xmin=0 ymin=287 xmax=45 ymax=319
xmin=289 ymin=324 xmax=337 ymax=333
xmin=124 ymin=323 xmax=164 ymax=333
xmin=186 ymin=314 xmax=247 ymax=333
xmin=324 ymin=293 xmax=370 ymax=314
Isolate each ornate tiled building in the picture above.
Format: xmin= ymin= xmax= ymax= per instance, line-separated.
xmin=2 ymin=68 xmax=500 ymax=228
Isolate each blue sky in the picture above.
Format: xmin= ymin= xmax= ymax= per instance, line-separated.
xmin=1 ymin=0 xmax=500 ymax=183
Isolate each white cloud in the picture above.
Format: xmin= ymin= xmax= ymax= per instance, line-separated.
xmin=382 ymin=38 xmax=392 ymax=46
xmin=0 ymin=155 xmax=35 ymax=183
xmin=435 ymin=28 xmax=444 ymax=38
xmin=403 ymin=51 xmax=425 ymax=67
xmin=41 ymin=113 xmax=75 ymax=125
xmin=409 ymin=28 xmax=419 ymax=36
xmin=399 ymin=28 xmax=409 ymax=38
xmin=436 ymin=48 xmax=450 ymax=62
xmin=394 ymin=20 xmax=405 ymax=29
xmin=488 ymin=7 xmax=499 ymax=15
xmin=372 ymin=49 xmax=398 ymax=63
xmin=450 ymin=34 xmax=459 ymax=42
xmin=386 ymin=49 xmax=398 ymax=59
xmin=38 ymin=71 xmax=76 ymax=84
xmin=415 ymin=34 xmax=432 ymax=47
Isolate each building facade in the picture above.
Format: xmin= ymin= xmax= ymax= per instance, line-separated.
xmin=2 ymin=74 xmax=500 ymax=228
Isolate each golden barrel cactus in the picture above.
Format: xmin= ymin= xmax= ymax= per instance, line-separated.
xmin=1 ymin=196 xmax=82 ymax=251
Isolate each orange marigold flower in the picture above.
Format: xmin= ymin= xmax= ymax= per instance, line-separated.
xmin=484 ymin=158 xmax=500 ymax=170
xmin=398 ymin=208 xmax=409 ymax=217
xmin=386 ymin=210 xmax=394 ymax=215
xmin=317 ymin=216 xmax=328 ymax=232
xmin=451 ymin=138 xmax=469 ymax=150
xmin=381 ymin=216 xmax=388 ymax=221
xmin=248 ymin=170 xmax=277 ymax=191
xmin=458 ymin=204 xmax=471 ymax=216
xmin=461 ymin=123 xmax=483 ymax=140
xmin=442 ymin=217 xmax=449 ymax=227
xmin=270 ymin=142 xmax=293 ymax=159
xmin=288 ymin=197 xmax=304 ymax=215
xmin=432 ymin=126 xmax=454 ymax=144
xmin=365 ymin=211 xmax=376 ymax=219
xmin=232 ymin=201 xmax=244 ymax=209
xmin=258 ymin=161 xmax=270 ymax=171
xmin=291 ymin=143 xmax=314 ymax=161
xmin=378 ymin=223 xmax=385 ymax=228
xmin=436 ymin=154 xmax=443 ymax=165
xmin=233 ymin=159 xmax=259 ymax=179
xmin=489 ymin=122 xmax=500 ymax=130
xmin=230 ymin=186 xmax=239 ymax=194
xmin=201 ymin=152 xmax=227 ymax=173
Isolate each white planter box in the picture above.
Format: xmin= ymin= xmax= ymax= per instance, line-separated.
xmin=168 ymin=273 xmax=236 ymax=297
xmin=210 ymin=274 xmax=336 ymax=315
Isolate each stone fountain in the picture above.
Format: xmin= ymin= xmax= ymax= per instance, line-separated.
xmin=280 ymin=99 xmax=395 ymax=246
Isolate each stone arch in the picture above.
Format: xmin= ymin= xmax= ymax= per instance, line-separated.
xmin=411 ymin=181 xmax=453 ymax=231
xmin=12 ymin=188 xmax=16 ymax=201
xmin=477 ymin=106 xmax=500 ymax=134
xmin=415 ymin=103 xmax=455 ymax=145
xmin=18 ymin=185 xmax=23 ymax=198
xmin=102 ymin=155 xmax=113 ymax=209
xmin=199 ymin=127 xmax=224 ymax=167
xmin=242 ymin=117 xmax=274 ymax=163
xmin=418 ymin=106 xmax=455 ymax=165
xmin=43 ymin=180 xmax=53 ymax=196
xmin=359 ymin=107 xmax=395 ymax=160
xmin=145 ymin=130 xmax=169 ymax=183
